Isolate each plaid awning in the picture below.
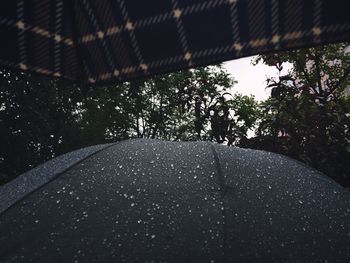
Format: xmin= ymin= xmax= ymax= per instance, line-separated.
xmin=0 ymin=0 xmax=350 ymax=85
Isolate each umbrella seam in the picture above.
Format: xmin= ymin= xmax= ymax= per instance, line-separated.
xmin=0 ymin=142 xmax=119 ymax=217
xmin=251 ymin=148 xmax=348 ymax=191
xmin=209 ymin=143 xmax=228 ymax=263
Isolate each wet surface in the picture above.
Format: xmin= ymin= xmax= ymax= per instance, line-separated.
xmin=216 ymin=145 xmax=350 ymax=262
xmin=0 ymin=139 xmax=349 ymax=262
xmin=0 ymin=144 xmax=113 ymax=214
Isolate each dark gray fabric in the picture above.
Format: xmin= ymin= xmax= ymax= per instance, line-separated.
xmin=0 ymin=139 xmax=349 ymax=262
xmin=214 ymin=145 xmax=350 ymax=262
xmin=0 ymin=143 xmax=113 ymax=214
xmin=0 ymin=1 xmax=350 ymax=84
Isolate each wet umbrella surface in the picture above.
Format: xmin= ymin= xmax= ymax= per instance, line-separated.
xmin=1 ymin=1 xmax=350 ymax=262
xmin=0 ymin=139 xmax=349 ymax=262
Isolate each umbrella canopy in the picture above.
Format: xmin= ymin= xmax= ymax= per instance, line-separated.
xmin=0 ymin=139 xmax=349 ymax=262
xmin=0 ymin=0 xmax=350 ymax=85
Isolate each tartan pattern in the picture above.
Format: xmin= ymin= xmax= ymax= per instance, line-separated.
xmin=0 ymin=0 xmax=350 ymax=85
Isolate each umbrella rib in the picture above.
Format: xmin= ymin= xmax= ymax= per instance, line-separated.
xmin=209 ymin=143 xmax=228 ymax=263
xmin=0 ymin=143 xmax=117 ymax=216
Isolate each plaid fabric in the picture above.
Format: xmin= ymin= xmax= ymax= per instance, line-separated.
xmin=0 ymin=0 xmax=350 ymax=85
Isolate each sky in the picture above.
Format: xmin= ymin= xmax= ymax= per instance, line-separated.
xmin=223 ymin=56 xmax=292 ymax=101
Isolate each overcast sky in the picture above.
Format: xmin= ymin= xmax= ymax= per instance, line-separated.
xmin=223 ymin=56 xmax=292 ymax=101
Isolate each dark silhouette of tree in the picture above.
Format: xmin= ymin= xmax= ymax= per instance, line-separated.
xmin=0 ymin=65 xmax=260 ymax=185
xmin=241 ymin=43 xmax=350 ymax=187
xmin=0 ymin=69 xmax=84 ymax=184
xmin=2 ymin=43 xmax=349 ymax=188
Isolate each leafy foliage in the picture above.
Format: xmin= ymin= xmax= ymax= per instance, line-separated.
xmin=1 ymin=43 xmax=350 ymax=188
xmin=241 ymin=43 xmax=350 ymax=187
xmin=0 ymin=69 xmax=84 ymax=183
xmin=0 ymin=65 xmax=259 ymax=185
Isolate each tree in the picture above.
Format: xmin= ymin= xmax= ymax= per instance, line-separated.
xmin=0 ymin=69 xmax=84 ymax=184
xmin=242 ymin=43 xmax=350 ymax=187
xmin=0 ymin=64 xmax=260 ymax=184
xmin=80 ymin=65 xmax=260 ymax=145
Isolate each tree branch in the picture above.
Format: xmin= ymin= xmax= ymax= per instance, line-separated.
xmin=291 ymin=53 xmax=319 ymax=95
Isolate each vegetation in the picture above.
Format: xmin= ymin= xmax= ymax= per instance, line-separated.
xmin=1 ymin=43 xmax=349 ymax=188
xmin=0 ymin=65 xmax=260 ymax=184
xmin=241 ymin=43 xmax=350 ymax=187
